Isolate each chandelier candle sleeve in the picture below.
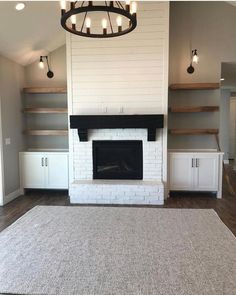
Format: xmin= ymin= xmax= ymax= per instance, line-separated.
xmin=70 ymin=0 xmax=75 ymax=10
xmin=60 ymin=0 xmax=66 ymax=15
xmin=116 ymin=16 xmax=122 ymax=32
xmin=131 ymin=2 xmax=137 ymax=15
xmin=126 ymin=0 xmax=130 ymax=11
xmin=71 ymin=14 xmax=76 ymax=30
xmin=86 ymin=17 xmax=91 ymax=34
xmin=60 ymin=1 xmax=137 ymax=38
xmin=102 ymin=19 xmax=108 ymax=35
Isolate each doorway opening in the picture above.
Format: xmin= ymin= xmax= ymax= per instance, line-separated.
xmin=220 ymin=62 xmax=236 ymax=170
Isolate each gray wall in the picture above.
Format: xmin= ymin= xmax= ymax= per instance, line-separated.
xmin=169 ymin=1 xmax=236 ymax=83
xmin=220 ymin=90 xmax=230 ymax=161
xmin=0 ymin=55 xmax=25 ymax=200
xmin=169 ymin=1 xmax=236 ymax=150
xmin=24 ymin=45 xmax=68 ymax=150
xmin=24 ymin=45 xmax=67 ymax=87
xmin=168 ymin=89 xmax=220 ymax=149
xmin=0 ymin=45 xmax=67 ymax=204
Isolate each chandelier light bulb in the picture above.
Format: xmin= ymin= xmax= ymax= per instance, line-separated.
xmin=60 ymin=0 xmax=66 ymax=10
xmin=116 ymin=16 xmax=122 ymax=32
xmin=102 ymin=19 xmax=107 ymax=29
xmin=86 ymin=17 xmax=91 ymax=34
xmin=102 ymin=19 xmax=107 ymax=34
xmin=86 ymin=17 xmax=91 ymax=28
xmin=71 ymin=14 xmax=76 ymax=24
xmin=71 ymin=14 xmax=76 ymax=30
xmin=131 ymin=2 xmax=137 ymax=14
xmin=116 ymin=16 xmax=122 ymax=27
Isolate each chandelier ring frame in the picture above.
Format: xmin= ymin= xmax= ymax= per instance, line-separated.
xmin=61 ymin=5 xmax=137 ymax=38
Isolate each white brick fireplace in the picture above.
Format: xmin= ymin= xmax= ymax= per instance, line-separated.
xmin=67 ymin=2 xmax=169 ymax=205
xmin=70 ymin=128 xmax=164 ymax=205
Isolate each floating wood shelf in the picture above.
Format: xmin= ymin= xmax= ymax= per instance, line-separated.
xmin=169 ymin=83 xmax=220 ymax=90
xmin=23 ymin=108 xmax=68 ymax=114
xmin=23 ymin=87 xmax=67 ymax=94
xmin=169 ymin=106 xmax=219 ymax=113
xmin=24 ymin=130 xmax=68 ymax=136
xmin=169 ymin=129 xmax=219 ymax=135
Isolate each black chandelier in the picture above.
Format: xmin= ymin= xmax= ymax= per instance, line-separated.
xmin=60 ymin=1 xmax=137 ymax=38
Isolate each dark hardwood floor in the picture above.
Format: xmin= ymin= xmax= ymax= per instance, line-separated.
xmin=1 ymin=165 xmax=236 ymax=236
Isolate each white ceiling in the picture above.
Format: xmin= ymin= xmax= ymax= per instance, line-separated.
xmin=1 ymin=1 xmax=235 ymax=66
xmin=0 ymin=1 xmax=66 ymax=66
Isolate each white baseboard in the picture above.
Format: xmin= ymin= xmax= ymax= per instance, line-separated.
xmin=3 ymin=188 xmax=24 ymax=205
xmin=223 ymin=160 xmax=230 ymax=164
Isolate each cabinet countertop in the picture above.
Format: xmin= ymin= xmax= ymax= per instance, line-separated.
xmin=168 ymin=149 xmax=224 ymax=154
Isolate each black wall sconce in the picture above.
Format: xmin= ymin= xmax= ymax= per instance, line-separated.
xmin=38 ymin=56 xmax=54 ymax=79
xmin=187 ymin=49 xmax=199 ymax=74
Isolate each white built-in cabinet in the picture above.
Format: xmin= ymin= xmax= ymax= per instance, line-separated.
xmin=20 ymin=152 xmax=69 ymax=189
xmin=168 ymin=150 xmax=223 ymax=198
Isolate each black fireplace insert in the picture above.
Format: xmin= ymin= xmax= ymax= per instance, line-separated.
xmin=93 ymin=140 xmax=143 ymax=180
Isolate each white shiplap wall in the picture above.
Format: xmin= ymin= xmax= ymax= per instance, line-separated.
xmin=67 ymin=1 xmax=169 ymax=195
xmin=67 ymin=1 xmax=169 ymax=115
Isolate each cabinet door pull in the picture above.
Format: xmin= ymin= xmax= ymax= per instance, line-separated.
xmin=41 ymin=157 xmax=44 ymax=167
xmin=192 ymin=158 xmax=194 ymax=167
xmin=196 ymin=158 xmax=199 ymax=167
xmin=45 ymin=158 xmax=48 ymax=167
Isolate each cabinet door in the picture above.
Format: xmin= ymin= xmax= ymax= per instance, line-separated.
xmin=169 ymin=153 xmax=194 ymax=190
xmin=21 ymin=154 xmax=45 ymax=188
xmin=194 ymin=154 xmax=218 ymax=191
xmin=45 ymin=154 xmax=68 ymax=189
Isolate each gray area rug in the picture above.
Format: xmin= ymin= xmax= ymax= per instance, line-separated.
xmin=0 ymin=206 xmax=235 ymax=295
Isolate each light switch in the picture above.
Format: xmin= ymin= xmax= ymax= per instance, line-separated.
xmin=5 ymin=138 xmax=11 ymax=145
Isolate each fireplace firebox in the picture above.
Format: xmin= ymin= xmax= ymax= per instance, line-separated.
xmin=93 ymin=141 xmax=143 ymax=180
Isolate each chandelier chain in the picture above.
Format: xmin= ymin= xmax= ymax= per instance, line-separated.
xmin=105 ymin=1 xmax=114 ymax=34
xmin=117 ymin=1 xmax=124 ymax=9
xmin=81 ymin=10 xmax=88 ymax=32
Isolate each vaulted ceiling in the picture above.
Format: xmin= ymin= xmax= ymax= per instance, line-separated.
xmin=1 ymin=1 xmax=236 ymax=66
xmin=0 ymin=1 xmax=65 ymax=66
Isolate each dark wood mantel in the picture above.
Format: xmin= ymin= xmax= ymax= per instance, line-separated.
xmin=70 ymin=114 xmax=164 ymax=141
